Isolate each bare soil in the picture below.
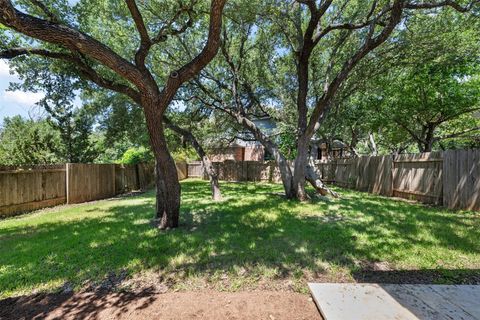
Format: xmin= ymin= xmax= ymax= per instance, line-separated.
xmin=0 ymin=289 xmax=322 ymax=320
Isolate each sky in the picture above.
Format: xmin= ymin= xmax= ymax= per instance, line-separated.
xmin=0 ymin=60 xmax=45 ymax=121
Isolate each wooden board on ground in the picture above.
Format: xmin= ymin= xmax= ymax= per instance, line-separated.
xmin=308 ymin=283 xmax=480 ymax=320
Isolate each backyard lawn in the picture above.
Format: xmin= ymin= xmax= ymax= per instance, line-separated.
xmin=1 ymin=179 xmax=479 ymax=299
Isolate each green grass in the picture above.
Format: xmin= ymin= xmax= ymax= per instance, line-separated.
xmin=1 ymin=179 xmax=479 ymax=298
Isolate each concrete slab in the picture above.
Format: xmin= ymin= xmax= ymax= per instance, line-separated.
xmin=308 ymin=283 xmax=480 ymax=320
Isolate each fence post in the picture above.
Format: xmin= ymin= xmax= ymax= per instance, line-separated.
xmin=135 ymin=163 xmax=140 ymax=190
xmin=66 ymin=163 xmax=70 ymax=204
xmin=389 ymin=154 xmax=394 ymax=197
xmin=112 ymin=164 xmax=116 ymax=195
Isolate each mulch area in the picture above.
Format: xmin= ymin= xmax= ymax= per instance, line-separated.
xmin=0 ymin=289 xmax=322 ymax=320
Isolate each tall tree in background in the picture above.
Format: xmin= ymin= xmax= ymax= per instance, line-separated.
xmin=368 ymin=11 xmax=480 ymax=152
xmin=35 ymin=74 xmax=98 ymax=162
xmin=0 ymin=116 xmax=60 ymax=165
xmin=188 ymin=0 xmax=478 ymax=200
xmin=0 ymin=0 xmax=227 ymax=229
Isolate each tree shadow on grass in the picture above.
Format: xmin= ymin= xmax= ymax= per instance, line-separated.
xmin=0 ymin=180 xmax=479 ymax=310
xmin=0 ymin=286 xmax=157 ymax=320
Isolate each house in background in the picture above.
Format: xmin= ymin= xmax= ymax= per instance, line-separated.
xmin=209 ymin=117 xmax=274 ymax=161
xmin=311 ymin=139 xmax=350 ymax=162
xmin=209 ymin=143 xmax=265 ymax=162
xmin=209 ymin=117 xmax=350 ymax=162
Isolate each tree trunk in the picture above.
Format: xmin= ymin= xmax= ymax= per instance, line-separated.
xmin=292 ymin=137 xmax=309 ymax=201
xmin=277 ymin=155 xmax=294 ymax=199
xmin=143 ymin=102 xmax=181 ymax=229
xmin=154 ymin=157 xmax=181 ymax=229
xmin=369 ymin=132 xmax=378 ymax=156
xmin=423 ymin=126 xmax=435 ymax=152
xmin=234 ymin=114 xmax=295 ymax=198
xmin=153 ymin=134 xmax=181 ymax=229
xmin=202 ymin=155 xmax=222 ymax=201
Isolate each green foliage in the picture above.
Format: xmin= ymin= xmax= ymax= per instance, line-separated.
xmin=119 ymin=147 xmax=153 ymax=165
xmin=0 ymin=116 xmax=61 ymax=165
xmin=278 ymin=130 xmax=297 ymax=160
xmin=322 ymin=9 xmax=480 ymax=154
xmin=171 ymin=147 xmax=198 ymax=162
xmin=1 ymin=180 xmax=479 ymax=298
xmin=40 ymin=82 xmax=98 ymax=163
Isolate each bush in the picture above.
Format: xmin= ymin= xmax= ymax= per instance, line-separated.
xmin=172 ymin=147 xmax=198 ymax=162
xmin=119 ymin=147 xmax=153 ymax=165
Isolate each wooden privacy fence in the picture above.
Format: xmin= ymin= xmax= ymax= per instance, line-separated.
xmin=187 ymin=160 xmax=282 ymax=182
xmin=0 ymin=163 xmax=159 ymax=217
xmin=187 ymin=149 xmax=480 ymax=211
xmin=0 ymin=164 xmax=66 ymax=216
xmin=318 ymin=150 xmax=478 ymax=210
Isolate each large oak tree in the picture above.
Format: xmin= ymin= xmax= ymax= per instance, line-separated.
xmin=0 ymin=0 xmax=227 ymax=229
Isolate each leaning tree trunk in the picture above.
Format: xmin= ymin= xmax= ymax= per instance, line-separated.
xmin=368 ymin=132 xmax=378 ymax=156
xmin=292 ymin=135 xmax=338 ymax=200
xmin=201 ymin=155 xmax=222 ymax=201
xmin=191 ymin=143 xmax=222 ymax=201
xmin=163 ymin=117 xmax=222 ymax=200
xmin=276 ymin=153 xmax=295 ymax=199
xmin=237 ymin=115 xmax=295 ymax=198
xmin=305 ymin=161 xmax=338 ymax=197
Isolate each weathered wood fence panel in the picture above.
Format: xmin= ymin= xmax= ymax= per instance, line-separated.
xmin=66 ymin=164 xmax=116 ymax=204
xmin=372 ymin=156 xmax=393 ymax=196
xmin=138 ymin=163 xmax=156 ymax=190
xmin=0 ymin=165 xmax=66 ymax=216
xmin=443 ymin=149 xmax=480 ymax=210
xmin=334 ymin=159 xmax=356 ymax=188
xmin=176 ymin=161 xmax=188 ymax=180
xmin=187 ymin=161 xmax=203 ymax=177
xmin=315 ymin=162 xmax=336 ymax=182
xmin=392 ymin=152 xmax=443 ymax=204
xmin=0 ymin=162 xmax=163 ymax=217
xmin=188 ymin=160 xmax=281 ymax=182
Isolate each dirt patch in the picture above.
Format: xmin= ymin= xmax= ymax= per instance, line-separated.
xmin=0 ymin=289 xmax=321 ymax=320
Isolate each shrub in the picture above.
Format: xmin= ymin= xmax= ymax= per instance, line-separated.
xmin=119 ymin=147 xmax=153 ymax=165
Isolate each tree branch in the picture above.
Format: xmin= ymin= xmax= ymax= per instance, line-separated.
xmin=151 ymin=3 xmax=196 ymax=44
xmin=125 ymin=0 xmax=152 ymax=68
xmin=0 ymin=47 xmax=141 ymax=103
xmin=306 ymin=0 xmax=404 ymax=139
xmin=0 ymin=0 xmax=146 ymax=90
xmin=313 ymin=1 xmax=380 ymax=44
xmin=29 ymin=0 xmax=60 ymax=23
xmin=158 ymin=0 xmax=226 ymax=113
xmin=405 ymin=0 xmax=479 ymax=12
xmin=434 ymin=126 xmax=480 ymax=141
